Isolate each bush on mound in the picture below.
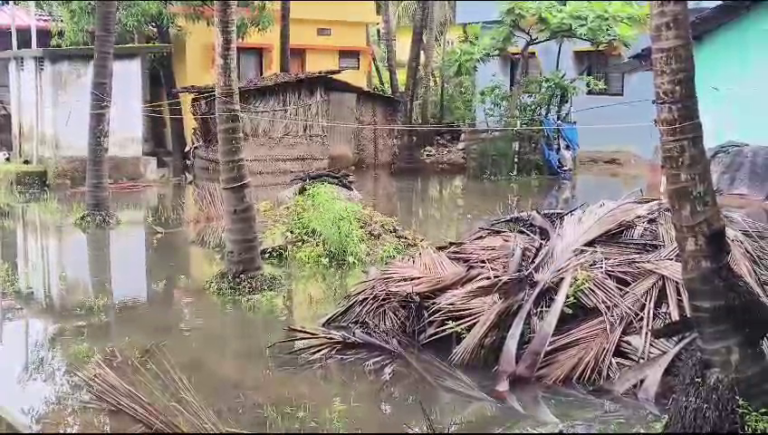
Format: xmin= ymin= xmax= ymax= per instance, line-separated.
xmin=259 ymin=184 xmax=422 ymax=268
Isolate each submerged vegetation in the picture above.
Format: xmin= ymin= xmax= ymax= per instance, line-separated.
xmin=261 ymin=184 xmax=422 ymax=268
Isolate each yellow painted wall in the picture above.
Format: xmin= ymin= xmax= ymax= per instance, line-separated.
xmin=172 ymin=1 xmax=379 ymax=144
xmin=395 ymin=24 xmax=463 ymax=65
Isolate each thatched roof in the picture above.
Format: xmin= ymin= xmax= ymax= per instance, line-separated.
xmin=177 ymin=69 xmax=397 ymax=102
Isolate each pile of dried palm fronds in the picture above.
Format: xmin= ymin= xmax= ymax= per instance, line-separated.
xmin=74 ymin=344 xmax=228 ymax=433
xmin=284 ymin=197 xmax=768 ymax=401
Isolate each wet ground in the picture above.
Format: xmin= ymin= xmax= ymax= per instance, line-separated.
xmin=0 ymin=170 xmax=663 ymax=433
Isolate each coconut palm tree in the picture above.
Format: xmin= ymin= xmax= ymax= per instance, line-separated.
xmin=214 ymin=0 xmax=262 ymax=277
xmin=80 ymin=0 xmax=118 ymax=228
xmin=279 ymin=0 xmax=290 ymax=73
xmin=650 ymin=1 xmax=768 ymax=431
xmin=380 ymin=1 xmax=399 ymax=96
xmin=419 ymin=1 xmax=436 ymax=125
xmin=403 ymin=3 xmax=425 ymax=124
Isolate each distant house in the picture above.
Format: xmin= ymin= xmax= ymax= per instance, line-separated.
xmin=0 ymin=4 xmax=53 ymax=151
xmin=179 ymin=70 xmax=399 ymax=186
xmin=170 ymin=1 xmax=380 ymax=145
xmin=617 ymin=1 xmax=767 ymax=149
xmin=456 ymin=1 xmax=715 ymax=160
xmin=0 ymin=45 xmax=171 ymax=183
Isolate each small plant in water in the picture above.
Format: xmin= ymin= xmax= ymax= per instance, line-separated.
xmin=74 ymin=210 xmax=120 ymax=231
xmin=75 ymin=295 xmax=110 ymax=317
xmin=740 ymin=398 xmax=768 ymax=433
xmin=67 ymin=340 xmax=96 ymax=364
xmin=205 ymin=269 xmax=286 ymax=299
xmin=0 ymin=261 xmax=20 ymax=294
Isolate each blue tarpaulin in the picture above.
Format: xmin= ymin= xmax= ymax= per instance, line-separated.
xmin=541 ymin=117 xmax=580 ymax=178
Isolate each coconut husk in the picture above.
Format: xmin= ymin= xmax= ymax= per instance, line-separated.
xmin=282 ymin=196 xmax=768 ymax=401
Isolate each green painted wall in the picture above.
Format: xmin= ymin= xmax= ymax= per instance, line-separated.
xmin=694 ymin=2 xmax=768 ymax=148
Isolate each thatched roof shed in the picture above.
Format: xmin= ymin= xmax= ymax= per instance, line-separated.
xmin=179 ymin=70 xmax=400 ymax=187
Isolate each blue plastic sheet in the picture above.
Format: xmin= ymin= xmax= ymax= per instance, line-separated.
xmin=541 ymin=117 xmax=580 ymax=178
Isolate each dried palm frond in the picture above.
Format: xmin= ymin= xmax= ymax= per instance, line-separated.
xmin=74 ymin=347 xmax=226 ymax=433
xmin=285 ymin=198 xmax=768 ymax=402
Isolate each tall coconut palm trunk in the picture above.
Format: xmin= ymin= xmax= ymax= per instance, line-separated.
xmin=404 ymin=3 xmax=425 ymax=124
xmin=279 ymin=0 xmax=291 ymax=73
xmin=651 ymin=2 xmax=768 ymax=431
xmin=215 ymin=0 xmax=262 ymax=276
xmin=419 ymin=1 xmax=437 ymax=125
xmin=380 ymin=1 xmax=399 ymax=97
xmin=81 ymin=1 xmax=118 ymax=227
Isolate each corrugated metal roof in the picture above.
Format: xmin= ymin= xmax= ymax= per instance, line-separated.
xmin=0 ymin=5 xmax=52 ymax=30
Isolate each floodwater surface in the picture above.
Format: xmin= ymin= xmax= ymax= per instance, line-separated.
xmin=0 ymin=171 xmax=662 ymax=433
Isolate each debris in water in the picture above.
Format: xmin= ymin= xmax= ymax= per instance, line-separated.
xmin=283 ymin=197 xmax=768 ymax=401
xmin=74 ymin=344 xmax=228 ymax=433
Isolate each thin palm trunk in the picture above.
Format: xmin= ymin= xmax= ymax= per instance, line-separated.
xmin=381 ymin=1 xmax=399 ymax=96
xmin=215 ymin=0 xmax=262 ymax=276
xmin=419 ymin=1 xmax=437 ymax=125
xmin=438 ymin=33 xmax=447 ymax=124
xmin=651 ymin=2 xmax=768 ymax=431
xmin=85 ymin=1 xmax=118 ymax=214
xmin=404 ymin=3 xmax=425 ymax=124
xmin=371 ymin=43 xmax=386 ymax=89
xmin=157 ymin=25 xmax=189 ymax=179
xmin=279 ymin=0 xmax=291 ymax=73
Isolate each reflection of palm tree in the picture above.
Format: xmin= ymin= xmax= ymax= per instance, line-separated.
xmin=86 ymin=229 xmax=114 ymax=340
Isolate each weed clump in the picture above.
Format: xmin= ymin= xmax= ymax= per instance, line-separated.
xmin=261 ymin=184 xmax=421 ymax=268
xmin=204 ymin=269 xmax=286 ymax=299
xmin=74 ymin=210 xmax=120 ymax=230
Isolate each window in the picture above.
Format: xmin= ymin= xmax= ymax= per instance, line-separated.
xmin=339 ymin=51 xmax=360 ymax=70
xmin=290 ymin=49 xmax=306 ymax=74
xmin=574 ymin=50 xmax=625 ymax=96
xmin=237 ymin=48 xmax=263 ymax=84
xmin=317 ymin=28 xmax=332 ymax=37
xmin=509 ymin=53 xmax=541 ymax=89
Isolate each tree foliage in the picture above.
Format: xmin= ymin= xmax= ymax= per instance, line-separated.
xmin=491 ymin=0 xmax=649 ymax=52
xmin=29 ymin=1 xmax=274 ymax=46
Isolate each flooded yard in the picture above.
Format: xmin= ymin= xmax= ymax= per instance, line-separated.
xmin=0 ymin=171 xmax=663 ymax=433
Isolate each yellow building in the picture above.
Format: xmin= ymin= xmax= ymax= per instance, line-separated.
xmin=171 ymin=1 xmax=380 ymax=143
xmin=392 ymin=23 xmax=463 ymax=88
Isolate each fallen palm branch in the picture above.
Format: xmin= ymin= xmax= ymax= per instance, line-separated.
xmin=74 ymin=345 xmax=228 ymax=433
xmin=284 ymin=197 xmax=768 ymax=401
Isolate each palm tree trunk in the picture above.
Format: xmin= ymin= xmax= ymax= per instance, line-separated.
xmin=279 ymin=0 xmax=291 ymax=73
xmin=438 ymin=33 xmax=447 ymax=124
xmin=380 ymin=1 xmax=399 ymax=96
xmin=651 ymin=2 xmax=768 ymax=431
xmin=370 ymin=44 xmax=386 ymax=89
xmin=157 ymin=25 xmax=189 ymax=179
xmin=85 ymin=1 xmax=118 ymax=215
xmin=404 ymin=3 xmax=426 ymax=124
xmin=215 ymin=0 xmax=262 ymax=276
xmin=419 ymin=1 xmax=437 ymax=125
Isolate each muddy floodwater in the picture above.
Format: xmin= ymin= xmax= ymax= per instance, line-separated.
xmin=0 ymin=171 xmax=663 ymax=433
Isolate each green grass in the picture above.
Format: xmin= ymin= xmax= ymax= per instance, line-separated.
xmin=740 ymin=398 xmax=768 ymax=433
xmin=66 ymin=340 xmax=96 ymax=365
xmin=262 ymin=184 xmax=419 ymax=269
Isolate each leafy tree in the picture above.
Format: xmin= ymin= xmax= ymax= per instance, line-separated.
xmin=490 ymin=1 xmax=648 ymax=115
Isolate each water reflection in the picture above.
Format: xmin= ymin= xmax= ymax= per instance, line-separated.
xmin=0 ymin=173 xmax=658 ymax=432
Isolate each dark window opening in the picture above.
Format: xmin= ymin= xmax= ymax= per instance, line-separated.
xmin=574 ymin=50 xmax=625 ymax=96
xmin=290 ymin=49 xmax=306 ymax=74
xmin=509 ymin=53 xmax=541 ymax=90
xmin=317 ymin=28 xmax=332 ymax=37
xmin=237 ymin=48 xmax=263 ymax=84
xmin=339 ymin=50 xmax=360 ymax=70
